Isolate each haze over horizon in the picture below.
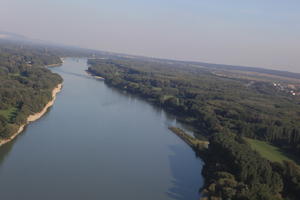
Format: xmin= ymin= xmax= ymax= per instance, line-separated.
xmin=1 ymin=0 xmax=299 ymax=73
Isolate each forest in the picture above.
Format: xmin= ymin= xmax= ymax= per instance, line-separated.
xmin=88 ymin=58 xmax=300 ymax=200
xmin=0 ymin=42 xmax=63 ymax=139
xmin=201 ymin=133 xmax=300 ymax=200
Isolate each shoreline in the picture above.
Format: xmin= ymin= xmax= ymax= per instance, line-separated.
xmin=87 ymin=69 xmax=208 ymax=197
xmin=85 ymin=70 xmax=105 ymax=80
xmin=0 ymin=83 xmax=63 ymax=146
xmin=46 ymin=58 xmax=64 ymax=67
xmin=46 ymin=63 xmax=62 ymax=67
xmin=168 ymin=127 xmax=209 ymax=150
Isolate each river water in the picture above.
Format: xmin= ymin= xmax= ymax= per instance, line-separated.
xmin=0 ymin=58 xmax=204 ymax=200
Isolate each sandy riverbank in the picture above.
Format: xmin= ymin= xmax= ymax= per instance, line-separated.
xmin=45 ymin=58 xmax=65 ymax=67
xmin=0 ymin=83 xmax=63 ymax=146
xmin=85 ymin=70 xmax=105 ymax=80
xmin=46 ymin=63 xmax=62 ymax=67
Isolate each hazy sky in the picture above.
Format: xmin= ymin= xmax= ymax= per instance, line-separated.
xmin=1 ymin=0 xmax=299 ymax=72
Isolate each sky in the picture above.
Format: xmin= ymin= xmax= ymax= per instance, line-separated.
xmin=1 ymin=0 xmax=300 ymax=72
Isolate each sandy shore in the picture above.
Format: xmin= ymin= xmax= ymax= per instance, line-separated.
xmin=85 ymin=70 xmax=105 ymax=80
xmin=46 ymin=63 xmax=62 ymax=67
xmin=0 ymin=83 xmax=63 ymax=146
xmin=45 ymin=58 xmax=64 ymax=67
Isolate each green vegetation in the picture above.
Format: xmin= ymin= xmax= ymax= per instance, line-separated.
xmin=0 ymin=42 xmax=63 ymax=139
xmin=201 ymin=133 xmax=300 ymax=200
xmin=245 ymin=138 xmax=299 ymax=164
xmin=0 ymin=107 xmax=18 ymax=122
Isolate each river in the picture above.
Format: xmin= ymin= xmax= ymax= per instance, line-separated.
xmin=0 ymin=58 xmax=204 ymax=200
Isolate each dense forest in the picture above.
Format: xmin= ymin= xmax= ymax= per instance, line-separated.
xmin=0 ymin=42 xmax=63 ymax=139
xmin=88 ymin=58 xmax=300 ymax=200
xmin=201 ymin=133 xmax=300 ymax=200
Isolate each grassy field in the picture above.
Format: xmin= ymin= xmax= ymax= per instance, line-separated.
xmin=245 ymin=138 xmax=299 ymax=164
xmin=0 ymin=107 xmax=18 ymax=122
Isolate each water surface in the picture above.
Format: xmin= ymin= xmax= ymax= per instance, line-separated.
xmin=0 ymin=58 xmax=204 ymax=200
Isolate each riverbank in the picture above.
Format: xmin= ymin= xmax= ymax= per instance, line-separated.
xmin=0 ymin=83 xmax=62 ymax=146
xmin=44 ymin=57 xmax=66 ymax=68
xmin=85 ymin=70 xmax=105 ymax=80
xmin=46 ymin=63 xmax=62 ymax=67
xmin=46 ymin=58 xmax=64 ymax=67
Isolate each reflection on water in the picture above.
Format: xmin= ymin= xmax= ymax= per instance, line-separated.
xmin=0 ymin=107 xmax=53 ymax=167
xmin=167 ymin=145 xmax=203 ymax=200
xmin=104 ymin=83 xmax=198 ymax=137
xmin=0 ymin=58 xmax=204 ymax=200
xmin=0 ymin=139 xmax=15 ymax=168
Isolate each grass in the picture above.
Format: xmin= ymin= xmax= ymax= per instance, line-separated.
xmin=245 ymin=137 xmax=299 ymax=164
xmin=0 ymin=107 xmax=18 ymax=122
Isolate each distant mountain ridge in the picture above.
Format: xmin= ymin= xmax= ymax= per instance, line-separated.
xmin=127 ymin=56 xmax=300 ymax=80
xmin=0 ymin=31 xmax=299 ymax=79
xmin=0 ymin=31 xmax=28 ymax=41
xmin=185 ymin=61 xmax=300 ymax=80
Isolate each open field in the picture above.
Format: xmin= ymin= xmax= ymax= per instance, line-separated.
xmin=0 ymin=107 xmax=18 ymax=122
xmin=245 ymin=137 xmax=299 ymax=164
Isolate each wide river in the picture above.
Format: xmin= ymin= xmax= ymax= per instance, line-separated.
xmin=0 ymin=58 xmax=204 ymax=200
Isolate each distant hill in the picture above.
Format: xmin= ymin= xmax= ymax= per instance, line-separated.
xmin=1 ymin=31 xmax=299 ymax=80
xmin=185 ymin=61 xmax=300 ymax=80
xmin=118 ymin=55 xmax=300 ymax=80
xmin=0 ymin=31 xmax=32 ymax=42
